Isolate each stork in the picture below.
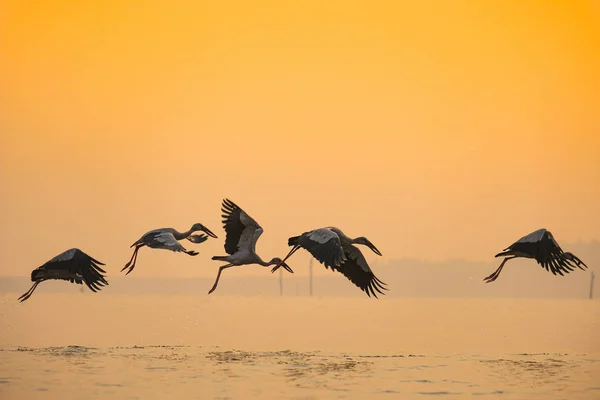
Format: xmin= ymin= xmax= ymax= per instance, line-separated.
xmin=483 ymin=228 xmax=588 ymax=283
xmin=122 ymin=223 xmax=218 ymax=275
xmin=18 ymin=248 xmax=108 ymax=303
xmin=271 ymin=227 xmax=387 ymax=298
xmin=208 ymin=199 xmax=293 ymax=294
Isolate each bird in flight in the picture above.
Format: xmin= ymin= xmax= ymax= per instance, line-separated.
xmin=18 ymin=248 xmax=108 ymax=303
xmin=271 ymin=227 xmax=387 ymax=298
xmin=484 ymin=228 xmax=588 ymax=283
xmin=208 ymin=198 xmax=293 ymax=294
xmin=122 ymin=223 xmax=218 ymax=275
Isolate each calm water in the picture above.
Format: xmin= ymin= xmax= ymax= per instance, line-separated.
xmin=1 ymin=294 xmax=599 ymax=399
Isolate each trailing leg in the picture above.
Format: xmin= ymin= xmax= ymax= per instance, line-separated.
xmin=17 ymin=281 xmax=41 ymax=303
xmin=122 ymin=245 xmax=143 ymax=274
xmin=483 ymin=256 xmax=516 ymax=283
xmin=208 ymin=264 xmax=234 ymax=294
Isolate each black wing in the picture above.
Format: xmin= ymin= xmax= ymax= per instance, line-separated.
xmin=220 ymin=198 xmax=261 ymax=255
xmin=77 ymin=251 xmax=109 ymax=292
xmin=534 ymin=232 xmax=586 ymax=276
xmin=295 ymin=228 xmax=346 ymax=269
xmin=43 ymin=249 xmax=109 ymax=292
xmin=502 ymin=228 xmax=549 ymax=257
xmin=334 ymin=243 xmax=387 ymax=298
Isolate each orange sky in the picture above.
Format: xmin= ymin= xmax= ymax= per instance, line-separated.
xmin=0 ymin=1 xmax=599 ymax=278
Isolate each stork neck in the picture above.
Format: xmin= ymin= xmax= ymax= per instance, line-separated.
xmin=256 ymin=256 xmax=271 ymax=267
xmin=329 ymin=227 xmax=350 ymax=242
xmin=173 ymin=228 xmax=195 ymax=240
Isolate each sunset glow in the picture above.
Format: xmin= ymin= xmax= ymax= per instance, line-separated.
xmin=1 ymin=0 xmax=599 ymax=277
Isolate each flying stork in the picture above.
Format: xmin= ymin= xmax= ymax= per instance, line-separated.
xmin=483 ymin=228 xmax=588 ymax=283
xmin=271 ymin=227 xmax=388 ymax=298
xmin=122 ymin=223 xmax=218 ymax=275
xmin=18 ymin=248 xmax=108 ymax=303
xmin=208 ymin=198 xmax=293 ymax=294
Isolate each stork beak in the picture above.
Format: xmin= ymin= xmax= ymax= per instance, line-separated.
xmin=202 ymin=226 xmax=218 ymax=239
xmin=367 ymin=241 xmax=382 ymax=256
xmin=271 ymin=261 xmax=283 ymax=273
xmin=281 ymin=262 xmax=294 ymax=273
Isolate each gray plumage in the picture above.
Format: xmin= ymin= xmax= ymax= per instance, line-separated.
xmin=122 ymin=223 xmax=218 ymax=275
xmin=18 ymin=248 xmax=108 ymax=303
xmin=271 ymin=227 xmax=387 ymax=298
xmin=208 ymin=199 xmax=293 ymax=294
xmin=483 ymin=228 xmax=588 ymax=283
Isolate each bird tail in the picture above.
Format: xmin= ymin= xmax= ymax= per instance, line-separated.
xmin=288 ymin=236 xmax=300 ymax=246
xmin=212 ymin=256 xmax=229 ymax=261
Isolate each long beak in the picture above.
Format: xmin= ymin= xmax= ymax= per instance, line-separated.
xmin=281 ymin=262 xmax=294 ymax=274
xmin=368 ymin=242 xmax=382 ymax=256
xmin=271 ymin=246 xmax=301 ymax=273
xmin=203 ymin=227 xmax=218 ymax=239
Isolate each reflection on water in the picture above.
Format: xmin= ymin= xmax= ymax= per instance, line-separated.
xmin=0 ymin=345 xmax=598 ymax=399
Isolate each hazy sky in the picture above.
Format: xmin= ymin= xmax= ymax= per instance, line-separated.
xmin=1 ymin=1 xmax=599 ymax=278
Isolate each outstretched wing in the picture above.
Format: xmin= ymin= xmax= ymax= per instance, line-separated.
xmin=42 ymin=248 xmax=109 ymax=292
xmin=221 ymin=198 xmax=263 ymax=255
xmin=501 ymin=228 xmax=549 ymax=255
xmin=296 ymin=228 xmax=346 ymax=269
xmin=513 ymin=229 xmax=548 ymax=247
xmin=150 ymin=232 xmax=189 ymax=252
xmin=535 ymin=232 xmax=586 ymax=276
xmin=333 ymin=243 xmax=387 ymax=298
xmin=131 ymin=228 xmax=169 ymax=247
xmin=74 ymin=250 xmax=109 ymax=292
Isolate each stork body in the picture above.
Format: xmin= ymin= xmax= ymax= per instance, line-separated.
xmin=122 ymin=223 xmax=217 ymax=275
xmin=18 ymin=248 xmax=108 ymax=302
xmin=208 ymin=199 xmax=293 ymax=294
xmin=272 ymin=227 xmax=387 ymax=298
xmin=483 ymin=228 xmax=588 ymax=283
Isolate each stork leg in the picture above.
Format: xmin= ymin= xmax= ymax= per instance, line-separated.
xmin=123 ymin=245 xmax=143 ymax=275
xmin=128 ymin=247 xmax=143 ymax=275
xmin=122 ymin=245 xmax=143 ymax=274
xmin=271 ymin=246 xmax=301 ymax=273
xmin=17 ymin=281 xmax=41 ymax=303
xmin=483 ymin=256 xmax=516 ymax=283
xmin=208 ymin=263 xmax=235 ymax=294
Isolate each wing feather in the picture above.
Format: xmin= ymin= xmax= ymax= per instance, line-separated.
xmin=535 ymin=232 xmax=585 ymax=276
xmin=221 ymin=199 xmax=262 ymax=255
xmin=150 ymin=232 xmax=188 ymax=252
xmin=297 ymin=228 xmax=346 ymax=269
xmin=38 ymin=249 xmax=109 ymax=290
xmin=333 ymin=243 xmax=388 ymax=298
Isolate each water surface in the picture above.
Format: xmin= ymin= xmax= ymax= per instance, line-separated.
xmin=1 ymin=294 xmax=598 ymax=399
